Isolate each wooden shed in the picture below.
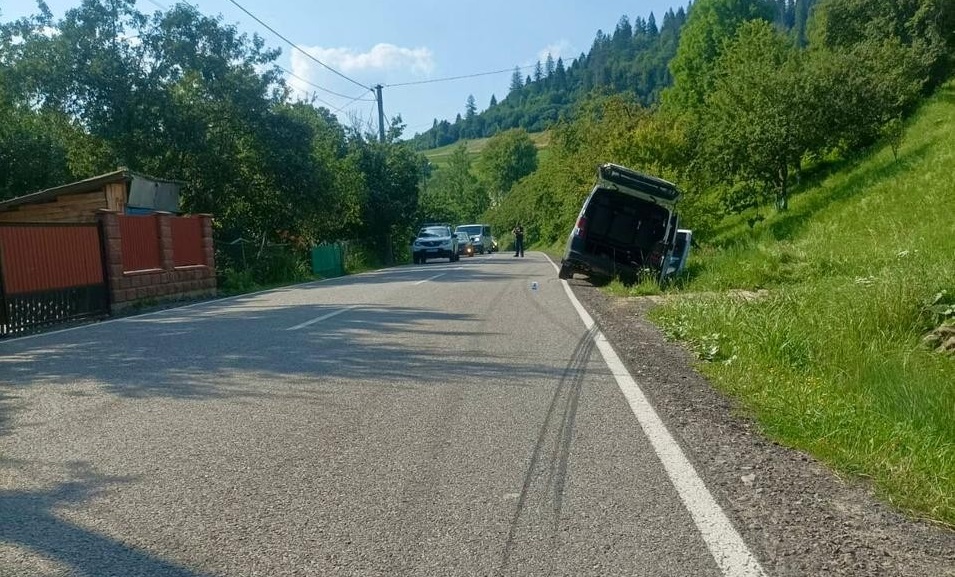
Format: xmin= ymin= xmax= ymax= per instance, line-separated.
xmin=0 ymin=169 xmax=181 ymax=224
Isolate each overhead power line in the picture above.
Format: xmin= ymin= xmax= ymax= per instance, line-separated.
xmin=384 ymin=64 xmax=535 ymax=88
xmin=224 ymin=0 xmax=371 ymax=91
xmin=275 ymin=64 xmax=375 ymax=102
xmin=332 ymin=88 xmax=375 ymax=114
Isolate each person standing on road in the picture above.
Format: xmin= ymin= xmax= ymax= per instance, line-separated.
xmin=512 ymin=224 xmax=525 ymax=257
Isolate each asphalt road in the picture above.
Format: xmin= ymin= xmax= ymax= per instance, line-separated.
xmin=0 ymin=252 xmax=763 ymax=577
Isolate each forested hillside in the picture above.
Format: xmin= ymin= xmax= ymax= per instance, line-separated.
xmin=479 ymin=0 xmax=954 ymax=249
xmin=409 ymin=0 xmax=819 ymax=151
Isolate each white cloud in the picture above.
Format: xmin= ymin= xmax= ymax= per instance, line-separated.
xmin=537 ymin=40 xmax=575 ymax=63
xmin=293 ymin=43 xmax=435 ymax=76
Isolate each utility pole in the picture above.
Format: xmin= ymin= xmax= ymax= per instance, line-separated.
xmin=375 ymin=84 xmax=385 ymax=143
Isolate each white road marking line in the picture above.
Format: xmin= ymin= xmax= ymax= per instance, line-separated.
xmin=414 ymin=273 xmax=445 ymax=285
xmin=285 ymin=305 xmax=357 ymax=331
xmin=545 ymin=255 xmax=767 ymax=577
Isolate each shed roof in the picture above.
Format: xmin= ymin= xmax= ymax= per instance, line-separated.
xmin=0 ymin=169 xmax=181 ymax=211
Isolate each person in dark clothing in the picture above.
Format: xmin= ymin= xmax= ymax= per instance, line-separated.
xmin=512 ymin=224 xmax=524 ymax=257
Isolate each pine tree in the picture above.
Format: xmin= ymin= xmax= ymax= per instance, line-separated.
xmin=465 ymin=95 xmax=477 ymax=120
xmin=408 ymin=9 xmax=691 ymax=151
xmin=509 ymin=67 xmax=523 ymax=93
xmin=489 ymin=94 xmax=497 ymax=107
xmin=613 ymin=15 xmax=633 ymax=48
xmin=793 ymin=0 xmax=810 ymax=47
xmin=554 ymin=57 xmax=567 ymax=90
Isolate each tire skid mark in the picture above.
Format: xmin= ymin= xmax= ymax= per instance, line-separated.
xmin=496 ymin=324 xmax=597 ymax=575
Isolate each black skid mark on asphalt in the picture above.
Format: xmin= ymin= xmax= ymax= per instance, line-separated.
xmin=525 ymin=280 xmax=587 ymax=338
xmin=496 ymin=324 xmax=597 ymax=576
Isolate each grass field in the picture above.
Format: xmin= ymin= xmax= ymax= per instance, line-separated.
xmin=422 ymin=130 xmax=551 ymax=168
xmin=644 ymin=82 xmax=955 ymax=526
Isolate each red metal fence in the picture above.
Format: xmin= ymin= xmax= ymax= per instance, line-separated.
xmin=119 ymin=214 xmax=161 ymax=272
xmin=0 ymin=224 xmax=104 ymax=293
xmin=0 ymin=223 xmax=108 ymax=336
xmin=171 ymin=216 xmax=205 ymax=267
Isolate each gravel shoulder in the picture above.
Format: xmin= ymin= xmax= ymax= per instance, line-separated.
xmin=567 ymin=279 xmax=955 ymax=577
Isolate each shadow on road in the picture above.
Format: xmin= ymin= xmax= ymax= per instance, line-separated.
xmin=0 ymin=460 xmax=211 ymax=577
xmin=0 ymin=255 xmax=580 ymax=437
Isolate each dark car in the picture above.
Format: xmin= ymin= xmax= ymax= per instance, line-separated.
xmin=412 ymin=224 xmax=459 ymax=264
xmin=559 ymin=163 xmax=690 ymax=284
xmin=455 ymin=232 xmax=475 ymax=257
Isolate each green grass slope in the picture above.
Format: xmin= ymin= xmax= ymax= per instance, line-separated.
xmin=422 ymin=131 xmax=551 ymax=168
xmin=652 ymin=82 xmax=955 ymax=525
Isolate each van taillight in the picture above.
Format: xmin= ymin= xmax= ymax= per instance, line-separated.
xmin=574 ymin=216 xmax=587 ymax=237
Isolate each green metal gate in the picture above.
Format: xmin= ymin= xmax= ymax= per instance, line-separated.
xmin=311 ymin=244 xmax=344 ymax=278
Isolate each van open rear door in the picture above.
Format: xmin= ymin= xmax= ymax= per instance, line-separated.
xmin=597 ymin=164 xmax=680 ymax=208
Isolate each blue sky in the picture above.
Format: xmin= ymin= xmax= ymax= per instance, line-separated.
xmin=3 ymin=0 xmax=681 ymax=137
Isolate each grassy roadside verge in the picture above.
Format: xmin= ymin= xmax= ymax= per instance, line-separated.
xmin=648 ymin=83 xmax=955 ymax=526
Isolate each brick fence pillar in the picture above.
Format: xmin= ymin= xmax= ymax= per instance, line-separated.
xmin=198 ymin=214 xmax=216 ymax=273
xmin=155 ymin=212 xmax=174 ymax=271
xmin=96 ymin=209 xmax=124 ymax=308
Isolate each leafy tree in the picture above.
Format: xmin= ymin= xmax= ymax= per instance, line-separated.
xmin=808 ymin=0 xmax=954 ymax=89
xmin=664 ymin=0 xmax=775 ymax=114
xmin=0 ymin=110 xmax=77 ymax=200
xmin=476 ymin=128 xmax=538 ymax=207
xmin=803 ymin=36 xmax=925 ymax=152
xmin=701 ymin=20 xmax=814 ymax=211
xmin=418 ymin=144 xmax=487 ymax=224
xmin=0 ymin=0 xmax=426 ymax=274
xmin=349 ymin=136 xmax=421 ymax=263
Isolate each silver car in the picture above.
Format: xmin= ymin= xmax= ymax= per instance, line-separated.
xmin=412 ymin=224 xmax=459 ymax=264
